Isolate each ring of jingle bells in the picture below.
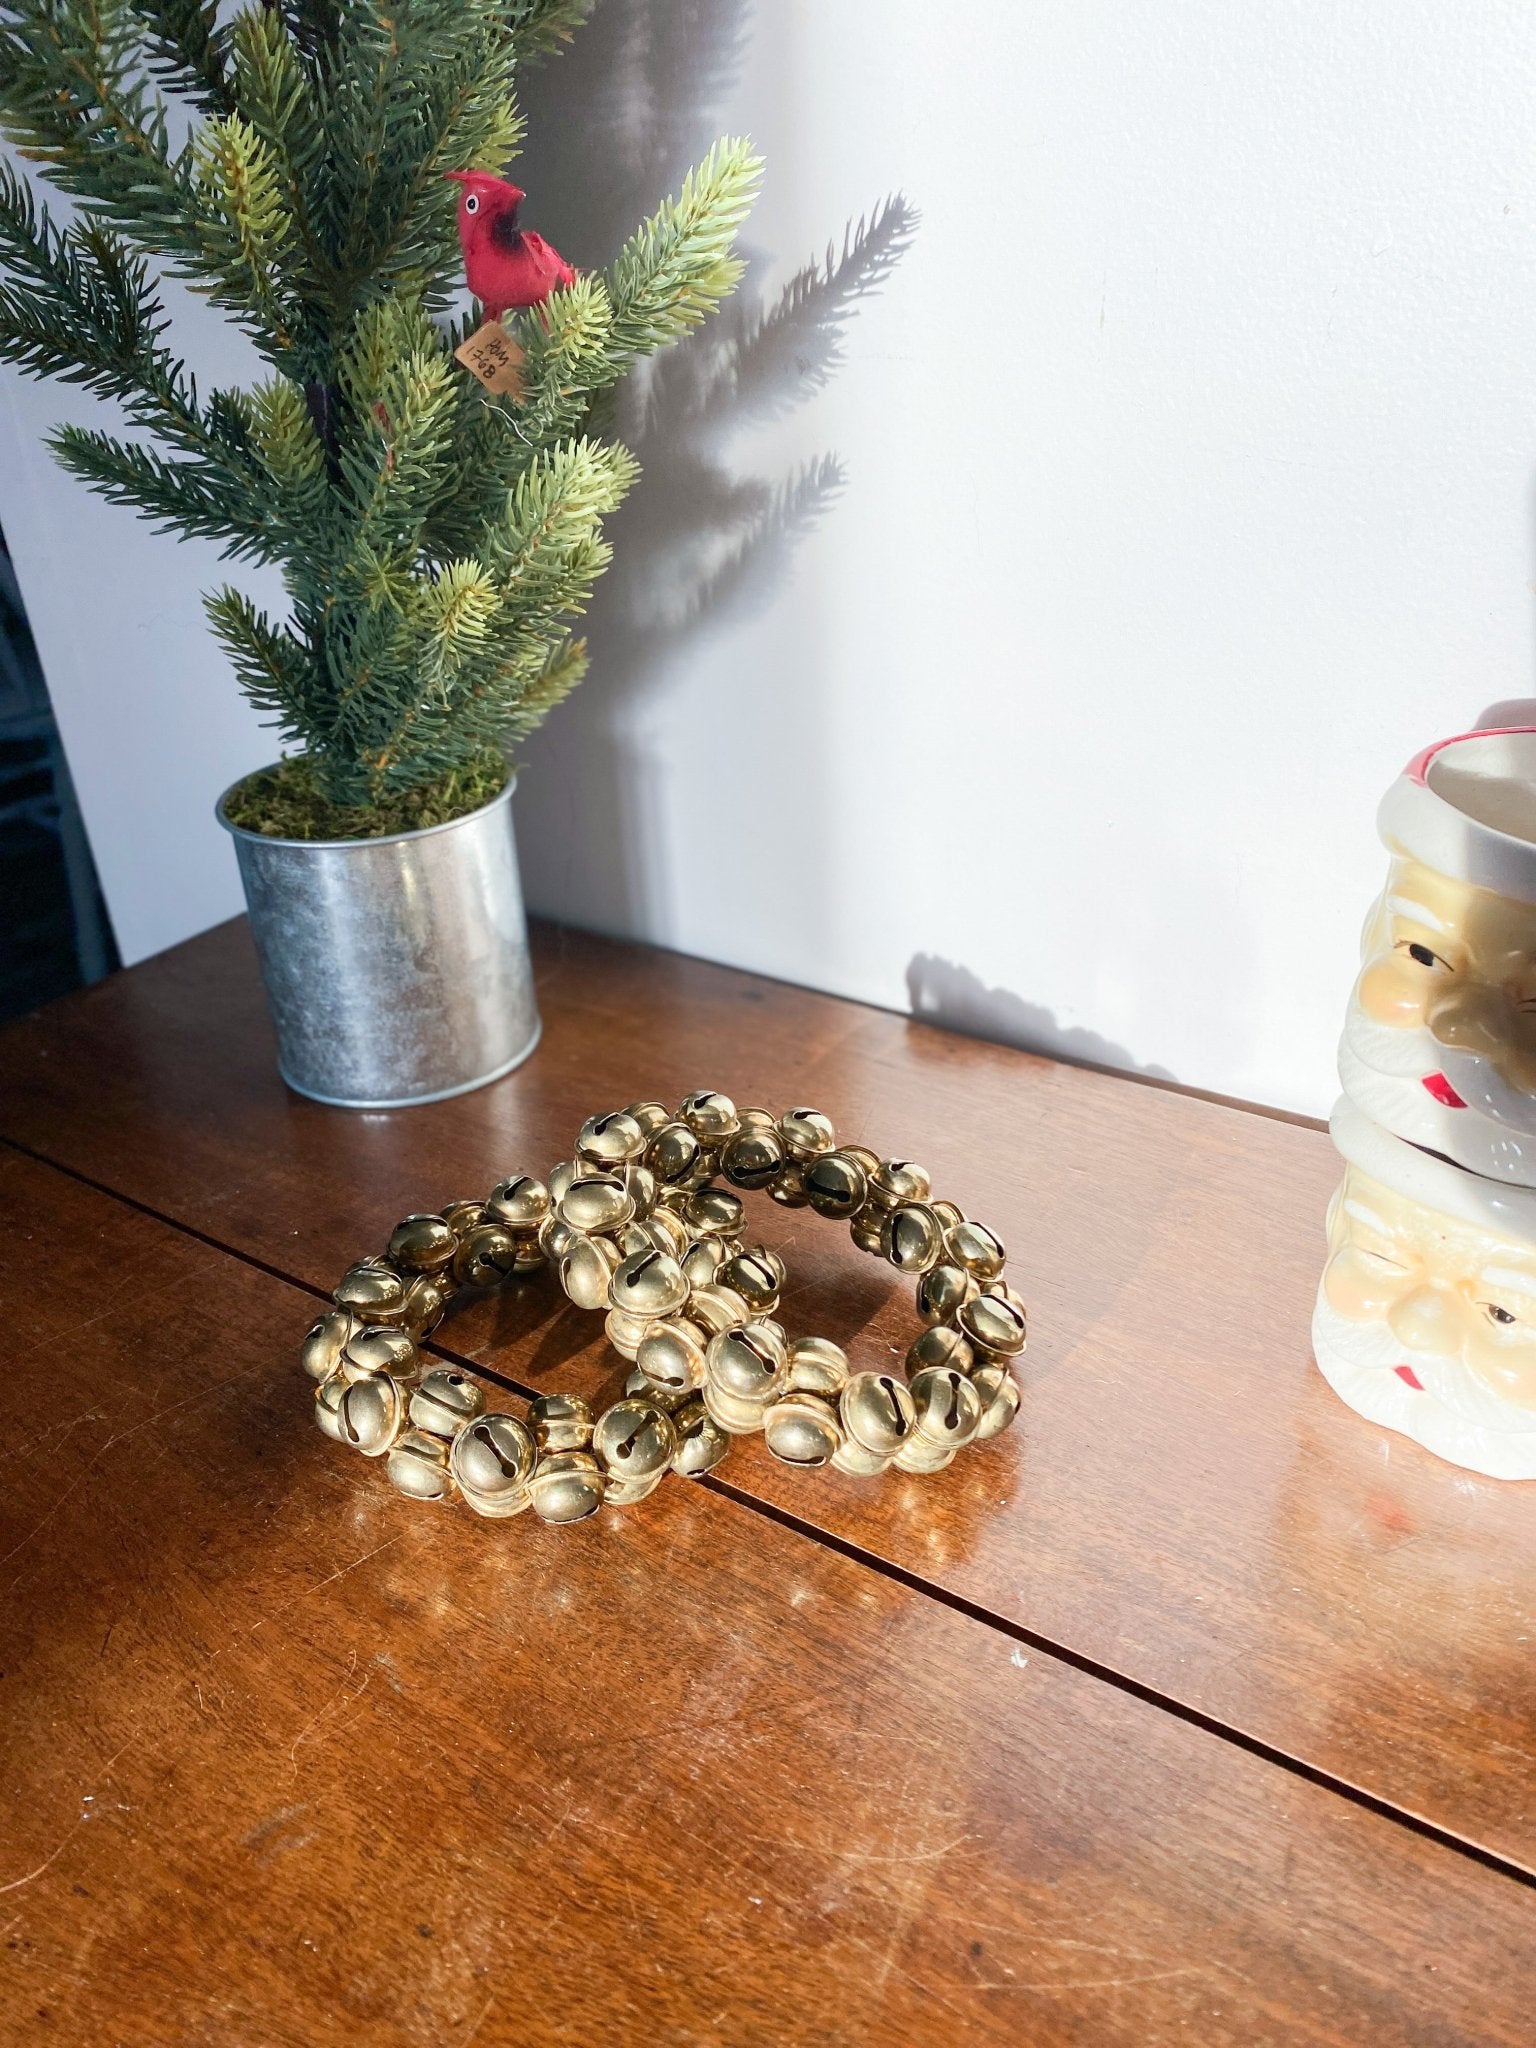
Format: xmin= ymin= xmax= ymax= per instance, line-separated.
xmin=301 ymin=1094 xmax=1027 ymax=1525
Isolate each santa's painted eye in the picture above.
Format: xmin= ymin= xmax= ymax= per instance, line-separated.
xmin=465 ymin=193 xmax=479 ymax=214
xmin=1404 ymin=941 xmax=1446 ymax=969
xmin=1483 ymin=1303 xmax=1518 ymax=1326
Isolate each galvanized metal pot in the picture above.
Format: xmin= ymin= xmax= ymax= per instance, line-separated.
xmin=217 ymin=772 xmax=540 ymax=1108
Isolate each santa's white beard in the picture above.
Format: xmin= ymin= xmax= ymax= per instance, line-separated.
xmin=1345 ymin=1002 xmax=1536 ymax=1136
xmin=1312 ymin=1285 xmax=1536 ymax=1480
xmin=1337 ymin=1032 xmax=1536 ymax=1184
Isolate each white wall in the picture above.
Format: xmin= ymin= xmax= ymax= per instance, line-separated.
xmin=7 ymin=2 xmax=1536 ymax=1114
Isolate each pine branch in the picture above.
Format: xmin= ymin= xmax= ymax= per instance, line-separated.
xmin=607 ymin=137 xmax=763 ymax=358
xmin=50 ymin=423 xmax=278 ymax=557
xmin=0 ymin=158 xmax=265 ymax=478
xmin=205 ymin=584 xmax=319 ymax=735
xmin=506 ymin=1 xmax=594 ymax=60
xmin=504 ymin=632 xmax=588 ymax=745
xmin=322 ymin=0 xmax=523 ymax=311
xmin=227 ymin=5 xmax=331 ymax=297
xmin=128 ymin=0 xmax=233 ymax=114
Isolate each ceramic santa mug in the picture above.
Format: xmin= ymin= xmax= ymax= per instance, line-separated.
xmin=1314 ymin=1095 xmax=1536 ymax=1479
xmin=1340 ymin=727 xmax=1536 ymax=1184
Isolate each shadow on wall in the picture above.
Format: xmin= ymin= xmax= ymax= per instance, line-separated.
xmin=906 ymin=953 xmax=1176 ymax=1081
xmin=513 ymin=0 xmax=916 ymax=934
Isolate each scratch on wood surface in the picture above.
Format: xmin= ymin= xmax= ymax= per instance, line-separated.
xmin=2 ymin=1373 xmax=252 ymax=1588
xmin=289 ymin=1652 xmax=371 ymax=1776
xmin=460 ymin=1992 xmax=495 ymax=2045
xmin=972 ymin=1964 xmax=1210 ymax=1995
xmin=0 ymin=1816 xmax=86 ymax=1897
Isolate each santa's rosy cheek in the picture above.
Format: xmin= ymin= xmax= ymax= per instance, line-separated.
xmin=1357 ymin=955 xmax=1431 ymax=1026
xmin=1324 ymin=1246 xmax=1410 ymax=1319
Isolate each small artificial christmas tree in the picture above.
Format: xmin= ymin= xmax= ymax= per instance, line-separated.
xmin=0 ymin=0 xmax=760 ymax=833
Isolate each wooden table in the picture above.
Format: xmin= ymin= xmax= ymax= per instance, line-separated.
xmin=1 ymin=920 xmax=1531 ymax=2047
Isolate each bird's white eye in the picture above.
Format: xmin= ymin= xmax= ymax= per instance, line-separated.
xmin=465 ymin=193 xmax=479 ymax=214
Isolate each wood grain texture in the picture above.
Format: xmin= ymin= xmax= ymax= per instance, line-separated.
xmin=2 ymin=1146 xmax=1533 ymax=2048
xmin=1 ymin=919 xmax=1533 ymax=1879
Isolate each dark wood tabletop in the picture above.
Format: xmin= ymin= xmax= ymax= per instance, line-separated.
xmin=1 ymin=918 xmax=1532 ymax=2047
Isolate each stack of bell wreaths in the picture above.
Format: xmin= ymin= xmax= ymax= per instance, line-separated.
xmin=301 ymin=1095 xmax=1028 ymax=1523
xmin=1314 ymin=727 xmax=1536 ymax=1479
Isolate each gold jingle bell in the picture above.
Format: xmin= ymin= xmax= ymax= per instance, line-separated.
xmin=453 ymin=1222 xmax=523 ymax=1288
xmin=945 ymin=1219 xmax=1007 ymax=1281
xmin=786 ymin=1335 xmax=849 ymax=1396
xmin=386 ymin=1214 xmax=457 ymax=1272
xmin=718 ymin=1248 xmax=783 ymax=1313
xmin=720 ymin=1124 xmax=786 ymax=1189
xmin=387 ymin=1428 xmax=455 ymax=1500
xmin=334 ymin=1261 xmax=407 ymax=1322
xmin=624 ymin=1365 xmax=693 ymax=1412
xmin=528 ymin=1391 xmax=594 ymax=1452
xmin=528 ymin=1450 xmax=606 ymax=1523
xmin=831 ymin=1435 xmax=891 ymax=1477
xmin=680 ymin=1237 xmax=726 ymax=1288
xmin=956 ymin=1290 xmax=1028 ymax=1357
xmin=608 ymin=1247 xmax=690 ymax=1320
xmin=593 ymin=1398 xmax=678 ymax=1481
xmin=635 ymin=1317 xmax=709 ymax=1395
xmin=893 ymin=1434 xmax=958 ymax=1475
xmin=688 ymin=1283 xmax=751 ymax=1336
xmin=916 ymin=1262 xmax=979 ymax=1326
xmin=341 ymin=1325 xmax=418 ymax=1382
xmin=409 ymin=1368 xmax=485 ymax=1439
xmin=486 ymin=1175 xmax=551 ymax=1232
xmin=779 ymin=1106 xmax=835 ymax=1161
xmin=683 ymin=1186 xmax=745 ymax=1240
xmin=972 ymin=1363 xmax=1021 ymax=1439
xmin=679 ymin=1089 xmax=739 ymax=1143
xmin=314 ymin=1374 xmax=348 ymax=1442
xmin=396 ymin=1272 xmax=452 ymax=1341
xmin=300 ymin=1308 xmax=355 ymax=1380
xmin=706 ymin=1321 xmax=788 ymax=1403
xmin=803 ymin=1150 xmax=869 ymax=1219
xmin=850 ymin=1211 xmax=886 ymax=1256
xmin=558 ymin=1174 xmax=634 ymax=1236
xmin=703 ymin=1380 xmax=773 ymax=1436
xmin=339 ymin=1373 xmax=406 ymax=1456
xmin=560 ymin=1233 xmax=621 ymax=1311
xmin=603 ymin=1466 xmax=668 ymax=1508
xmin=763 ymin=1391 xmax=842 ymax=1467
xmin=604 ymin=1307 xmax=650 ymax=1361
xmin=672 ymin=1394 xmax=731 ymax=1474
xmin=450 ymin=1413 xmax=536 ymax=1516
xmin=881 ymin=1202 xmax=945 ymax=1275
xmin=617 ymin=1161 xmax=659 ymax=1220
xmin=905 ymin=1325 xmax=975 ymax=1378
xmin=770 ymin=1163 xmax=811 ymax=1209
xmin=840 ymin=1371 xmax=917 ymax=1456
xmin=907 ymin=1364 xmax=983 ymax=1448
xmin=642 ymin=1205 xmax=690 ymax=1259
xmin=577 ymin=1109 xmax=647 ymax=1166
xmin=626 ymin=1100 xmax=673 ymax=1139
xmin=868 ymin=1159 xmax=932 ymax=1212
xmin=441 ymin=1198 xmax=487 ymax=1236
xmin=538 ymin=1212 xmax=576 ymax=1264
xmin=647 ymin=1120 xmax=701 ymax=1185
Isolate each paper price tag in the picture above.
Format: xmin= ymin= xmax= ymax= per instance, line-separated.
xmin=454 ymin=320 xmax=526 ymax=399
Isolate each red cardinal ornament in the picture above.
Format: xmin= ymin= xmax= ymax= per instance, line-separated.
xmin=446 ymin=171 xmax=575 ymax=317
